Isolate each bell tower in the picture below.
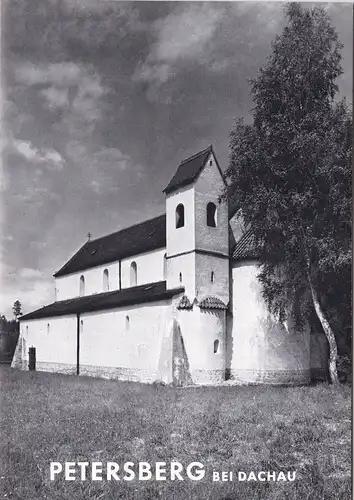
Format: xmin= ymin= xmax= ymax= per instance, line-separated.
xmin=164 ymin=146 xmax=229 ymax=304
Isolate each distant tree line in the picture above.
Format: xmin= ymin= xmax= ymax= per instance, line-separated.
xmin=0 ymin=301 xmax=22 ymax=364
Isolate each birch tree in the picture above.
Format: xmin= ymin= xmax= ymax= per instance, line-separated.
xmin=225 ymin=3 xmax=352 ymax=384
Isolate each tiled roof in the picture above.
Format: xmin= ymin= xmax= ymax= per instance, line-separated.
xmin=199 ymin=297 xmax=228 ymax=310
xmin=54 ymin=215 xmax=166 ymax=277
xmin=21 ymin=281 xmax=184 ymax=321
xmin=232 ymin=230 xmax=260 ymax=261
xmin=163 ymin=145 xmax=225 ymax=194
xmin=177 ymin=295 xmax=193 ymax=310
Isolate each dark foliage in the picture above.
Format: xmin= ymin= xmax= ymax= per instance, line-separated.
xmin=225 ymin=4 xmax=351 ymax=354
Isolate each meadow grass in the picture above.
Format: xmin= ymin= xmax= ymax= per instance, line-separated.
xmin=0 ymin=367 xmax=351 ymax=500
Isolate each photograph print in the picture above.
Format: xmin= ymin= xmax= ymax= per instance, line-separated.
xmin=0 ymin=1 xmax=352 ymax=499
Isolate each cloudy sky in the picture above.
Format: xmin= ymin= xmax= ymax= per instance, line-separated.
xmin=1 ymin=1 xmax=352 ymax=317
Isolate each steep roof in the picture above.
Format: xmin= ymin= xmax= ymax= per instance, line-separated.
xmin=163 ymin=145 xmax=225 ymax=194
xmin=21 ymin=281 xmax=184 ymax=320
xmin=231 ymin=230 xmax=260 ymax=261
xmin=54 ymin=214 xmax=166 ymax=277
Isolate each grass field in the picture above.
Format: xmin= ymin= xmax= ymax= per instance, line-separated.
xmin=0 ymin=367 xmax=351 ymax=500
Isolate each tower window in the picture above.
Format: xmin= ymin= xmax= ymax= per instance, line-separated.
xmin=179 ymin=272 xmax=182 ymax=283
xmin=211 ymin=271 xmax=215 ymax=283
xmin=103 ymin=269 xmax=109 ymax=292
xmin=130 ymin=262 xmax=137 ymax=286
xmin=175 ymin=203 xmax=185 ymax=228
xmin=125 ymin=315 xmax=130 ymax=330
xmin=79 ymin=275 xmax=85 ymax=296
xmin=207 ymin=202 xmax=217 ymax=227
xmin=47 ymin=323 xmax=50 ymax=334
xmin=214 ymin=340 xmax=220 ymax=354
xmin=163 ymin=253 xmax=167 ymax=280
xmin=26 ymin=326 xmax=28 ymax=335
xmin=80 ymin=320 xmax=84 ymax=334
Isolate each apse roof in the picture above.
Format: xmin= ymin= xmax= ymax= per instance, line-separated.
xmin=231 ymin=230 xmax=260 ymax=261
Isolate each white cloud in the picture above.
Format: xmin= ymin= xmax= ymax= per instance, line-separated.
xmin=86 ymin=146 xmax=145 ymax=194
xmin=15 ymin=62 xmax=82 ymax=87
xmin=18 ymin=267 xmax=47 ymax=280
xmin=15 ymin=62 xmax=105 ymax=122
xmin=134 ymin=3 xmax=224 ymax=86
xmin=0 ymin=262 xmax=54 ymax=317
xmin=12 ymin=140 xmax=64 ymax=170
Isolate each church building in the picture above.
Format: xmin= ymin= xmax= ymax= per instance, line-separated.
xmin=12 ymin=146 xmax=327 ymax=385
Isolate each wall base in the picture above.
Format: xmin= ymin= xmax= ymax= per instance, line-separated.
xmin=229 ymin=368 xmax=311 ymax=385
xmin=191 ymin=369 xmax=224 ymax=385
xmin=79 ymin=365 xmax=157 ymax=383
xmin=36 ymin=361 xmax=77 ymax=375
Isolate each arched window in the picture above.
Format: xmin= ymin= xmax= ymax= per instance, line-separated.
xmin=79 ymin=275 xmax=85 ymax=296
xmin=179 ymin=272 xmax=183 ymax=283
xmin=47 ymin=323 xmax=50 ymax=334
xmin=130 ymin=261 xmax=137 ymax=286
xmin=175 ymin=204 xmax=185 ymax=228
xmin=103 ymin=269 xmax=109 ymax=292
xmin=211 ymin=271 xmax=215 ymax=283
xmin=163 ymin=253 xmax=167 ymax=280
xmin=125 ymin=315 xmax=130 ymax=330
xmin=207 ymin=202 xmax=217 ymax=227
xmin=214 ymin=340 xmax=220 ymax=354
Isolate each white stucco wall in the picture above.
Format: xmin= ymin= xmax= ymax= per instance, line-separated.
xmin=120 ymin=248 xmax=166 ymax=289
xmin=55 ymin=248 xmax=167 ymax=301
xmin=177 ymin=306 xmax=226 ymax=384
xmin=14 ymin=300 xmax=175 ymax=383
xmin=80 ymin=300 xmax=172 ymax=381
xmin=229 ymin=261 xmax=311 ymax=384
xmin=13 ymin=316 xmax=77 ymax=373
xmin=195 ymin=253 xmax=229 ymax=304
xmin=55 ymin=261 xmax=121 ymax=301
xmin=167 ymin=252 xmax=195 ymax=297
xmin=166 ymin=184 xmax=195 ymax=257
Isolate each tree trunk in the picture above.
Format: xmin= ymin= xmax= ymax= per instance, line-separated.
xmin=307 ymin=272 xmax=340 ymax=385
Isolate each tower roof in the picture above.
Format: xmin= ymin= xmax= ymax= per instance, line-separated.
xmin=163 ymin=145 xmax=224 ymax=194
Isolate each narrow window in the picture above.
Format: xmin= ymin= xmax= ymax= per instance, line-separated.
xmin=209 ymin=160 xmax=213 ymax=166
xmin=211 ymin=271 xmax=215 ymax=283
xmin=80 ymin=320 xmax=84 ymax=334
xmin=47 ymin=323 xmax=50 ymax=334
xmin=179 ymin=272 xmax=182 ymax=283
xmin=103 ymin=269 xmax=109 ymax=292
xmin=163 ymin=253 xmax=167 ymax=280
xmin=207 ymin=202 xmax=217 ymax=227
xmin=26 ymin=325 xmax=28 ymax=336
xmin=175 ymin=204 xmax=185 ymax=228
xmin=214 ymin=340 xmax=220 ymax=354
xmin=79 ymin=275 xmax=85 ymax=296
xmin=130 ymin=262 xmax=137 ymax=286
xmin=125 ymin=315 xmax=130 ymax=330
